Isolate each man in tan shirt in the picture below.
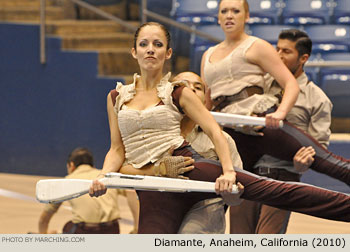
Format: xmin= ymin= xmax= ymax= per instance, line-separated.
xmin=171 ymin=72 xmax=243 ymax=234
xmin=38 ymin=147 xmax=139 ymax=234
xmin=230 ymin=28 xmax=333 ymax=234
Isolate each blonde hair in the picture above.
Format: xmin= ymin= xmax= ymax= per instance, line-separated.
xmin=219 ymin=0 xmax=249 ymax=13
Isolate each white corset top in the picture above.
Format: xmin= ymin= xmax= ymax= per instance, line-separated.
xmin=115 ymin=73 xmax=185 ymax=168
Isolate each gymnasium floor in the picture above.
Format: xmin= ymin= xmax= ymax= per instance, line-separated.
xmin=0 ymin=172 xmax=349 ymax=234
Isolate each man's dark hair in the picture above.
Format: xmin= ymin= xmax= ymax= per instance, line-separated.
xmin=67 ymin=147 xmax=94 ymax=167
xmin=279 ymin=29 xmax=312 ymax=57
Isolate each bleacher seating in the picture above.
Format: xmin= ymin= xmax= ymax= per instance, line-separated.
xmin=281 ymin=0 xmax=332 ymax=25
xmin=320 ymin=52 xmax=350 ymax=75
xmin=189 ymin=24 xmax=224 ymax=74
xmin=320 ymin=73 xmax=350 ymax=117
xmin=192 ymin=24 xmax=224 ymax=46
xmin=171 ymin=0 xmax=218 ymax=24
xmin=333 ymin=0 xmax=350 ymax=25
xmin=248 ymin=0 xmax=282 ymax=25
xmin=171 ymin=0 xmax=219 ymax=57
xmin=304 ymin=25 xmax=350 ymax=53
xmin=141 ymin=0 xmax=173 ymax=24
xmin=248 ymin=24 xmax=296 ymax=45
xmin=82 ymin=0 xmax=123 ymax=5
xmin=319 ymin=53 xmax=350 ymax=117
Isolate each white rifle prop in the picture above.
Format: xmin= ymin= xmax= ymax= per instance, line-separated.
xmin=36 ymin=172 xmax=239 ymax=203
xmin=210 ymin=111 xmax=284 ymax=128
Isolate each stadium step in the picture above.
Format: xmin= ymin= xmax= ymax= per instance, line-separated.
xmin=59 ymin=32 xmax=134 ymax=50
xmin=45 ymin=20 xmax=138 ymax=35
xmin=331 ymin=118 xmax=350 ymax=133
xmin=76 ymin=1 xmax=127 ymax=20
xmin=0 ymin=6 xmax=64 ymax=21
xmin=98 ymin=48 xmax=139 ymax=76
xmin=0 ymin=0 xmax=56 ymax=7
xmin=0 ymin=0 xmax=188 ymax=81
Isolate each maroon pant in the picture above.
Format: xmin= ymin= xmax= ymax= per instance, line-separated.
xmin=224 ymin=121 xmax=350 ymax=185
xmin=62 ymin=219 xmax=120 ymax=234
xmin=137 ymin=145 xmax=350 ymax=234
xmin=230 ymin=168 xmax=299 ymax=234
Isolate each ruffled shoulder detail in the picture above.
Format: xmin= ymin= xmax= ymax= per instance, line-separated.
xmin=114 ymin=73 xmax=138 ymax=113
xmin=156 ymin=72 xmax=173 ymax=105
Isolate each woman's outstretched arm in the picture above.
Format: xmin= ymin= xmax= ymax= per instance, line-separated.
xmin=179 ymin=87 xmax=236 ymax=193
xmin=89 ymin=92 xmax=126 ymax=197
xmin=246 ymin=39 xmax=300 ymax=128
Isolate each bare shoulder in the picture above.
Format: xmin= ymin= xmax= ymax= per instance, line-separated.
xmin=247 ymin=37 xmax=277 ymax=64
xmin=251 ymin=36 xmax=273 ymax=47
xmin=106 ymin=91 xmax=116 ymax=114
xmin=248 ymin=38 xmax=275 ymax=54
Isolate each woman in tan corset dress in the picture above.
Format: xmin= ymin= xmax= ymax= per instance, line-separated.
xmin=201 ymin=0 xmax=350 ymax=185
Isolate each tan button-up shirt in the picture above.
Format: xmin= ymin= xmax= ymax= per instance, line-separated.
xmin=255 ymin=72 xmax=333 ymax=174
xmin=44 ymin=164 xmax=122 ymax=223
xmin=186 ymin=126 xmax=243 ymax=170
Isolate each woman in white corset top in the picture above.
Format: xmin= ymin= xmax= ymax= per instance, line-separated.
xmin=88 ymin=22 xmax=242 ymax=233
xmin=201 ymin=0 xmax=350 ymax=185
xmin=89 ymin=22 xmax=350 ymax=233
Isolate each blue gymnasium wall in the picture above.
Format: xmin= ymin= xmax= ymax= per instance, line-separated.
xmin=0 ymin=23 xmax=121 ymax=177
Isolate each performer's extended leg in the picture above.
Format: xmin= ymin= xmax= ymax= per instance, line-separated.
xmin=224 ymin=121 xmax=350 ymax=185
xmin=137 ymin=145 xmax=349 ymax=233
xmin=235 ymin=168 xmax=350 ymax=222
